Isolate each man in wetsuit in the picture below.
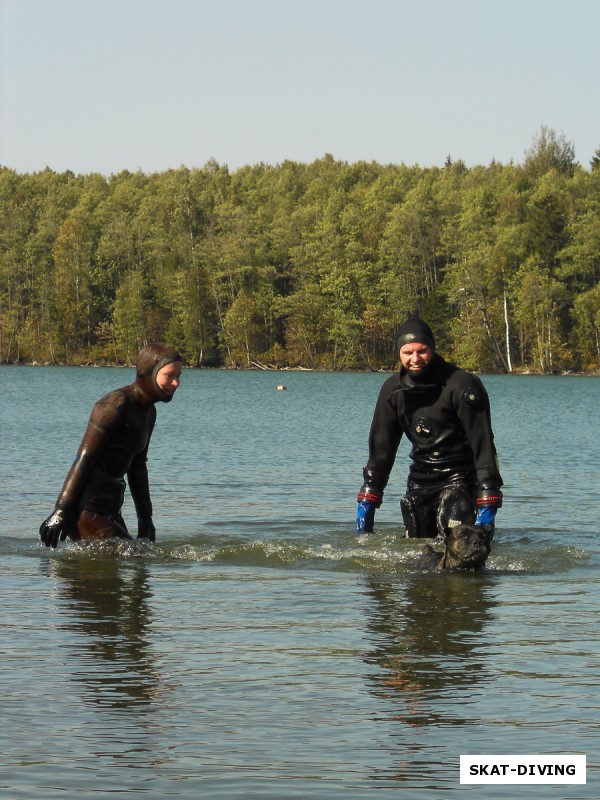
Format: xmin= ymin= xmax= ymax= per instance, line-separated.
xmin=39 ymin=343 xmax=183 ymax=547
xmin=356 ymin=318 xmax=503 ymax=538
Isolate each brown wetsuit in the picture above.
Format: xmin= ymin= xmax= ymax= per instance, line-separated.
xmin=39 ymin=343 xmax=181 ymax=547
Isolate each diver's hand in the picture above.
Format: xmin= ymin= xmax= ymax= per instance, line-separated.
xmin=137 ymin=516 xmax=156 ymax=542
xmin=356 ymin=501 xmax=376 ymax=533
xmin=39 ymin=509 xmax=70 ymax=548
xmin=475 ymin=488 xmax=502 ymax=531
xmin=475 ymin=505 xmax=497 ymax=528
xmin=355 ymin=487 xmax=382 ymax=533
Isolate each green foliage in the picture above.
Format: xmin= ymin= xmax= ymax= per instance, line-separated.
xmin=0 ymin=128 xmax=598 ymax=372
xmin=524 ymin=125 xmax=577 ymax=177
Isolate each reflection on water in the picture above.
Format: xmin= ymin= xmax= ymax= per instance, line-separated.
xmin=44 ymin=551 xmax=163 ymax=711
xmin=361 ymin=572 xmax=499 ymax=788
xmin=364 ymin=572 xmax=496 ymax=728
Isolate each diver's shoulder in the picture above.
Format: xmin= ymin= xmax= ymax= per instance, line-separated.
xmin=440 ymin=358 xmax=481 ymax=387
xmin=95 ymin=385 xmax=135 ymax=408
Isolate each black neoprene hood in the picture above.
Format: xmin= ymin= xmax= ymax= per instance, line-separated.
xmin=135 ymin=343 xmax=182 ymax=403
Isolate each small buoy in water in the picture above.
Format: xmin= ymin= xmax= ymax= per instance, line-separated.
xmin=276 ymin=385 xmax=287 ymax=391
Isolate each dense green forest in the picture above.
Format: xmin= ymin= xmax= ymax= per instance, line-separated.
xmin=2 ymin=127 xmax=600 ymax=373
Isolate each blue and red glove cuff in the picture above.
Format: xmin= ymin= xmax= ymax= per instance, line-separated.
xmin=357 ymin=490 xmax=382 ymax=508
xmin=476 ymin=493 xmax=502 ymax=509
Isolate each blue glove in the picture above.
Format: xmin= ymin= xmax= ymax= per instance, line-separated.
xmin=356 ymin=501 xmax=376 ymax=533
xmin=475 ymin=506 xmax=497 ymax=528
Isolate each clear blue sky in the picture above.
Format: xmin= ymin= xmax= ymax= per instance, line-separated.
xmin=1 ymin=0 xmax=599 ymax=175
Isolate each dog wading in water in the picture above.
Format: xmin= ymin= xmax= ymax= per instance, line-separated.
xmin=418 ymin=523 xmax=493 ymax=571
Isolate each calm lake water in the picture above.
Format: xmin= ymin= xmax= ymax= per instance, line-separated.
xmin=1 ymin=366 xmax=598 ymax=799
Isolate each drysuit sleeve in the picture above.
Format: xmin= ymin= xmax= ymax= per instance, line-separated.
xmin=358 ymin=378 xmax=404 ymax=504
xmin=453 ymin=373 xmax=503 ymax=497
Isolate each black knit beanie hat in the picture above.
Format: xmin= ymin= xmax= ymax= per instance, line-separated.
xmin=395 ymin=318 xmax=435 ymax=352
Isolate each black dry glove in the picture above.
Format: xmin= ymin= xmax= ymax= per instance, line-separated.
xmin=137 ymin=516 xmax=156 ymax=542
xmin=39 ymin=509 xmax=71 ymax=548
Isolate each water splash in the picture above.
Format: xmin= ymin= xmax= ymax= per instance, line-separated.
xmin=22 ymin=526 xmax=590 ymax=577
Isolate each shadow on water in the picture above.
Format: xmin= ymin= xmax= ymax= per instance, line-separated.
xmin=41 ymin=549 xmax=164 ymax=712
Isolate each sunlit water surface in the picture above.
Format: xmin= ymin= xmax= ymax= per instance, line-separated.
xmin=1 ymin=367 xmax=599 ymax=798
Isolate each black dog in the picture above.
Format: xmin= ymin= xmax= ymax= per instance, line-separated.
xmin=418 ymin=523 xmax=492 ymax=571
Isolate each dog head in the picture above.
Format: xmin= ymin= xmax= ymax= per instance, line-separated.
xmin=418 ymin=523 xmax=492 ymax=571
xmin=442 ymin=523 xmax=492 ymax=570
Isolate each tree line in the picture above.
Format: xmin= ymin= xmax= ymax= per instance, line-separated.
xmin=2 ymin=126 xmax=600 ymax=373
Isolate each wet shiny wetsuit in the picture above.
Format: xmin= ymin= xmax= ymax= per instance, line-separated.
xmin=39 ymin=343 xmax=181 ymax=547
xmin=359 ymin=353 xmax=503 ymax=538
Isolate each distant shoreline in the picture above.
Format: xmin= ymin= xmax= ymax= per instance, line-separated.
xmin=2 ymin=361 xmax=599 ymax=377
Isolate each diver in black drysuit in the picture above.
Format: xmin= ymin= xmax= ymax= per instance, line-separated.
xmin=356 ymin=318 xmax=503 ymax=539
xmin=39 ymin=343 xmax=182 ymax=548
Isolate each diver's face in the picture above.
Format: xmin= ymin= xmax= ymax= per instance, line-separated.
xmin=399 ymin=343 xmax=433 ymax=372
xmin=155 ymin=362 xmax=182 ymax=399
